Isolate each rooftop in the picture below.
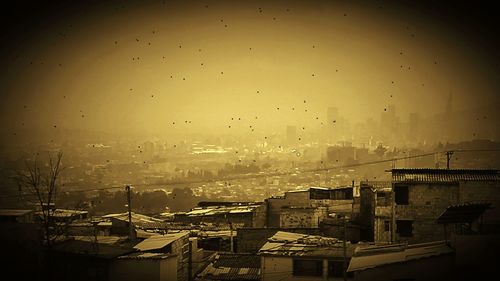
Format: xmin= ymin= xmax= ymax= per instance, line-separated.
xmin=133 ymin=231 xmax=189 ymax=251
xmin=0 ymin=209 xmax=33 ymax=217
xmin=258 ymin=231 xmax=356 ymax=258
xmin=197 ymin=253 xmax=260 ymax=281
xmin=437 ymin=202 xmax=491 ymax=224
xmin=103 ymin=212 xmax=167 ymax=229
xmin=347 ymin=241 xmax=454 ymax=272
xmin=390 ymin=169 xmax=500 ymax=183
xmin=52 ymin=239 xmax=134 ymax=259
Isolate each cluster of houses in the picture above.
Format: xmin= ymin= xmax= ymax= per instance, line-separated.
xmin=1 ymin=168 xmax=500 ymax=280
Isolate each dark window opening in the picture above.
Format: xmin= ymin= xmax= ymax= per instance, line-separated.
xmin=396 ymin=220 xmax=413 ymax=237
xmin=384 ymin=220 xmax=390 ymax=232
xmin=328 ymin=261 xmax=354 ymax=278
xmin=293 ymin=259 xmax=322 ymax=276
xmin=377 ymin=191 xmax=390 ymax=206
xmin=394 ymin=185 xmax=409 ymax=205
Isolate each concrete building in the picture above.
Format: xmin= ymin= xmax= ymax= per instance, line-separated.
xmin=266 ymin=187 xmax=354 ymax=228
xmin=359 ymin=169 xmax=500 ymax=244
xmin=133 ymin=231 xmax=190 ymax=281
xmin=110 ymin=252 xmax=178 ymax=281
xmin=174 ymin=202 xmax=267 ymax=228
xmin=259 ymin=231 xmax=357 ymax=281
xmin=0 ymin=209 xmax=34 ymax=223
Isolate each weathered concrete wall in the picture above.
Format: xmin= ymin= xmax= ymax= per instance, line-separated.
xmin=459 ymin=181 xmax=500 ymax=224
xmin=280 ymin=207 xmax=328 ymax=228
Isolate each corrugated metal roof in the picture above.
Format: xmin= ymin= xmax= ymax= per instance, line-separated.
xmin=437 ymin=202 xmax=491 ymax=224
xmin=259 ymin=231 xmax=354 ymax=258
xmin=118 ymin=252 xmax=174 ymax=260
xmin=104 ymin=212 xmax=167 ymax=229
xmin=197 ymin=253 xmax=260 ymax=280
xmin=391 ymin=169 xmax=500 ymax=183
xmin=347 ymin=241 xmax=454 ymax=272
xmin=133 ymin=231 xmax=188 ymax=251
xmin=52 ymin=239 xmax=134 ymax=259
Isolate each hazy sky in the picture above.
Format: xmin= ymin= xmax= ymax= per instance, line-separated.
xmin=1 ymin=0 xmax=499 ymax=138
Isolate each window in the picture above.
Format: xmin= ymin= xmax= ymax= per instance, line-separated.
xmin=396 ymin=220 xmax=413 ymax=237
xmin=384 ymin=220 xmax=390 ymax=232
xmin=377 ymin=192 xmax=390 ymax=206
xmin=293 ymin=259 xmax=323 ymax=276
xmin=328 ymin=261 xmax=343 ymax=277
xmin=394 ymin=185 xmax=409 ymax=205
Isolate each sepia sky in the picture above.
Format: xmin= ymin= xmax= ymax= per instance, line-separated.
xmin=1 ymin=0 xmax=499 ymax=139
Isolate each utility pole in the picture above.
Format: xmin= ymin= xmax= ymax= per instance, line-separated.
xmin=188 ymin=239 xmax=193 ymax=281
xmin=125 ymin=185 xmax=134 ymax=240
xmin=446 ymin=151 xmax=454 ymax=169
xmin=343 ymin=214 xmax=348 ymax=281
xmin=229 ymin=221 xmax=234 ymax=253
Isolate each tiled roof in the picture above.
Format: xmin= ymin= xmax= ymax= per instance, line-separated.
xmin=391 ymin=169 xmax=500 ymax=183
xmin=347 ymin=241 xmax=454 ymax=272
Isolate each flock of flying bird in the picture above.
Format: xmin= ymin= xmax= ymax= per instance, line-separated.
xmin=14 ymin=2 xmax=472 ymax=153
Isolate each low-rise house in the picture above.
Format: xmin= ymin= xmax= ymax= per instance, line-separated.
xmin=174 ymin=202 xmax=266 ymax=228
xmin=196 ymin=253 xmax=260 ymax=281
xmin=34 ymin=208 xmax=88 ymax=223
xmin=103 ymin=212 xmax=168 ymax=235
xmin=0 ymin=209 xmax=34 ymax=223
xmin=347 ymin=241 xmax=454 ymax=281
xmin=266 ymin=187 xmax=354 ymax=228
xmin=258 ymin=231 xmax=357 ymax=281
xmin=359 ymin=169 xmax=500 ymax=244
xmin=237 ymin=227 xmax=322 ymax=254
xmin=50 ymin=238 xmax=135 ymax=281
xmin=133 ymin=231 xmax=190 ymax=281
xmin=109 ymin=252 xmax=178 ymax=281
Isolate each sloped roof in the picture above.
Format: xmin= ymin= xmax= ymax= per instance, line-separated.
xmin=103 ymin=212 xmax=167 ymax=229
xmin=133 ymin=231 xmax=188 ymax=251
xmin=437 ymin=202 xmax=491 ymax=224
xmin=52 ymin=239 xmax=134 ymax=259
xmin=258 ymin=231 xmax=354 ymax=258
xmin=197 ymin=253 xmax=260 ymax=281
xmin=391 ymin=169 xmax=500 ymax=183
xmin=347 ymin=241 xmax=454 ymax=272
xmin=360 ymin=181 xmax=392 ymax=191
xmin=0 ymin=209 xmax=33 ymax=217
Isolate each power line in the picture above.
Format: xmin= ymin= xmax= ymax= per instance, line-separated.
xmin=1 ymin=149 xmax=499 ymax=200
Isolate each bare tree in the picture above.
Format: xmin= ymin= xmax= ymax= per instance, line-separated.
xmin=17 ymin=151 xmax=64 ymax=247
